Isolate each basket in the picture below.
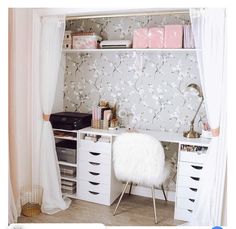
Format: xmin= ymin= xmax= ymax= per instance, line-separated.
xmin=20 ymin=185 xmax=43 ymax=217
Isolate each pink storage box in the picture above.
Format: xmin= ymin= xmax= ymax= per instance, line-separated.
xmin=148 ymin=27 xmax=164 ymax=48
xmin=164 ymin=25 xmax=183 ymax=48
xmin=72 ymin=35 xmax=102 ymax=49
xmin=133 ymin=28 xmax=149 ymax=48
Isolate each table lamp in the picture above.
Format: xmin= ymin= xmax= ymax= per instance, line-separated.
xmin=183 ymin=83 xmax=204 ymax=138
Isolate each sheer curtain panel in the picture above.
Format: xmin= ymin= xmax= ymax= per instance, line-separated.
xmin=189 ymin=8 xmax=227 ymax=226
xmin=39 ymin=16 xmax=71 ymax=214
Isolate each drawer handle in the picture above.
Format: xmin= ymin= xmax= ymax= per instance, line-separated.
xmin=89 ymin=171 xmax=100 ymax=176
xmin=187 ymin=209 xmax=193 ymax=213
xmin=191 ymin=165 xmax=203 ymax=170
xmin=190 ymin=176 xmax=200 ymax=181
xmin=89 ymin=152 xmax=100 ymax=156
xmin=89 ymin=191 xmax=99 ymax=195
xmin=89 ymin=181 xmax=100 ymax=185
xmin=189 ymin=198 xmax=195 ymax=202
xmin=89 ymin=162 xmax=100 ymax=166
xmin=189 ymin=188 xmax=198 ymax=192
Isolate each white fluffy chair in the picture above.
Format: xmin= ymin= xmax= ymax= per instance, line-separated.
xmin=113 ymin=132 xmax=171 ymax=224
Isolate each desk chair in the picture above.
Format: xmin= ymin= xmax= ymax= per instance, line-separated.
xmin=112 ymin=132 xmax=171 ymax=224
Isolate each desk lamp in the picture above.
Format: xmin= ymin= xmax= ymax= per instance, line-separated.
xmin=183 ymin=83 xmax=204 ymax=138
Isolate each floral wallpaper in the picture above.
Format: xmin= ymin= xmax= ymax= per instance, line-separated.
xmin=64 ymin=51 xmax=206 ymax=133
xmin=64 ymin=14 xmax=207 ymax=191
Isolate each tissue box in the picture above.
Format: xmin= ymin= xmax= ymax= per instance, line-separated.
xmin=183 ymin=25 xmax=195 ymax=49
xmin=164 ymin=25 xmax=183 ymax=48
xmin=72 ymin=34 xmax=102 ymax=49
xmin=133 ymin=28 xmax=149 ymax=48
xmin=148 ymin=27 xmax=164 ymax=48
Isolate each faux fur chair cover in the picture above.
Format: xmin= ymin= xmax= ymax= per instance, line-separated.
xmin=113 ymin=133 xmax=170 ymax=187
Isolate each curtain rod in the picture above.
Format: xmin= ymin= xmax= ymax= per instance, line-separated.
xmin=66 ymin=10 xmax=189 ymax=20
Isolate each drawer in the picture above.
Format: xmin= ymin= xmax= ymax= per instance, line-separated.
xmin=174 ymin=208 xmax=193 ymax=221
xmin=78 ymin=167 xmax=111 ymax=184
xmin=179 ymin=150 xmax=206 ymax=164
xmin=79 ymin=139 xmax=111 ymax=154
xmin=177 ymin=175 xmax=200 ymax=189
xmin=78 ymin=149 xmax=111 ymax=165
xmin=176 ymin=197 xmax=195 ymax=210
xmin=77 ymin=187 xmax=110 ymax=205
xmin=78 ymin=179 xmax=110 ymax=194
xmin=78 ymin=160 xmax=111 ymax=176
xmin=176 ymin=186 xmax=198 ymax=199
xmin=178 ymin=162 xmax=203 ymax=177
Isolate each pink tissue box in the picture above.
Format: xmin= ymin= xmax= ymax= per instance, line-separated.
xmin=133 ymin=28 xmax=149 ymax=48
xmin=148 ymin=27 xmax=164 ymax=48
xmin=164 ymin=25 xmax=183 ymax=48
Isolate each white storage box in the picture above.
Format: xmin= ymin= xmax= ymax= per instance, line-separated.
xmin=72 ymin=34 xmax=102 ymax=49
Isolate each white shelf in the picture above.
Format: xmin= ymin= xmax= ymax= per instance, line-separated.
xmin=54 ymin=135 xmax=77 ymax=141
xmin=63 ymin=48 xmax=200 ymax=53
xmin=59 ymin=161 xmax=77 ymax=167
xmin=61 ymin=175 xmax=77 ymax=182
xmin=53 ymin=128 xmax=78 ymax=133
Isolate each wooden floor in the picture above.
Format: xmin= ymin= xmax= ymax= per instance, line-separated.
xmin=18 ymin=194 xmax=184 ymax=226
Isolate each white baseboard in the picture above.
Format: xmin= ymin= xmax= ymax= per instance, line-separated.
xmin=124 ymin=184 xmax=175 ymax=202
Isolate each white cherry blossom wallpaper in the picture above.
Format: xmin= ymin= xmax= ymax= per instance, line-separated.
xmin=64 ymin=51 xmax=206 ymax=133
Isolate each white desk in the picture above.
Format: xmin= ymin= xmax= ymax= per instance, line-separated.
xmin=55 ymin=127 xmax=211 ymax=222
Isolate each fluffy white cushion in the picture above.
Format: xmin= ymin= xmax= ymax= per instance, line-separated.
xmin=113 ymin=133 xmax=170 ymax=187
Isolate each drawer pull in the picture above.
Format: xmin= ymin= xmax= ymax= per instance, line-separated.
xmin=89 ymin=181 xmax=100 ymax=185
xmin=89 ymin=191 xmax=99 ymax=195
xmin=190 ymin=176 xmax=200 ymax=181
xmin=89 ymin=161 xmax=100 ymax=166
xmin=189 ymin=198 xmax=195 ymax=202
xmin=89 ymin=152 xmax=100 ymax=156
xmin=89 ymin=171 xmax=100 ymax=176
xmin=191 ymin=165 xmax=203 ymax=170
xmin=187 ymin=209 xmax=193 ymax=213
xmin=189 ymin=188 xmax=198 ymax=192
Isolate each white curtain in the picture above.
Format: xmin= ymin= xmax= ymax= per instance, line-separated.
xmin=39 ymin=16 xmax=71 ymax=214
xmin=188 ymin=8 xmax=227 ymax=225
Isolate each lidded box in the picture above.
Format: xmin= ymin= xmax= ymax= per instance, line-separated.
xmin=72 ymin=32 xmax=102 ymax=49
xmin=148 ymin=27 xmax=164 ymax=48
xmin=164 ymin=25 xmax=183 ymax=48
xmin=133 ymin=28 xmax=149 ymax=48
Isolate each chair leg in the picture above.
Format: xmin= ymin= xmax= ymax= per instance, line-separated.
xmin=161 ymin=184 xmax=167 ymax=202
xmin=113 ymin=181 xmax=129 ymax=216
xmin=151 ymin=187 xmax=158 ymax=224
xmin=128 ymin=182 xmax=133 ymax=195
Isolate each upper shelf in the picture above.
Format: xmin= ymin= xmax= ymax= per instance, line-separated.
xmin=63 ymin=48 xmax=200 ymax=53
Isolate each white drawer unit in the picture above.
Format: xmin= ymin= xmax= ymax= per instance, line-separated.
xmin=174 ymin=143 xmax=208 ymax=222
xmin=77 ymin=129 xmax=123 ymax=205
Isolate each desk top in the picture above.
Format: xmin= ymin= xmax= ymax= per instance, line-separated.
xmin=79 ymin=127 xmax=210 ymax=147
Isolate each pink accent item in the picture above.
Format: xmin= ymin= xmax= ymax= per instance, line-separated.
xmin=133 ymin=28 xmax=149 ymax=48
xmin=164 ymin=25 xmax=183 ymax=48
xmin=148 ymin=27 xmax=164 ymax=48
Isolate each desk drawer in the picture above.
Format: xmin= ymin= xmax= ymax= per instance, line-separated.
xmin=179 ymin=150 xmax=206 ymax=164
xmin=176 ymin=186 xmax=198 ymax=199
xmin=174 ymin=208 xmax=193 ymax=221
xmin=176 ymin=197 xmax=195 ymax=210
xmin=178 ymin=162 xmax=203 ymax=177
xmin=78 ymin=180 xmax=110 ymax=194
xmin=78 ymin=167 xmax=110 ymax=184
xmin=78 ymin=160 xmax=111 ymax=177
xmin=79 ymin=139 xmax=111 ymax=154
xmin=78 ymin=149 xmax=111 ymax=165
xmin=177 ymin=175 xmax=200 ymax=189
xmin=77 ymin=187 xmax=110 ymax=205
